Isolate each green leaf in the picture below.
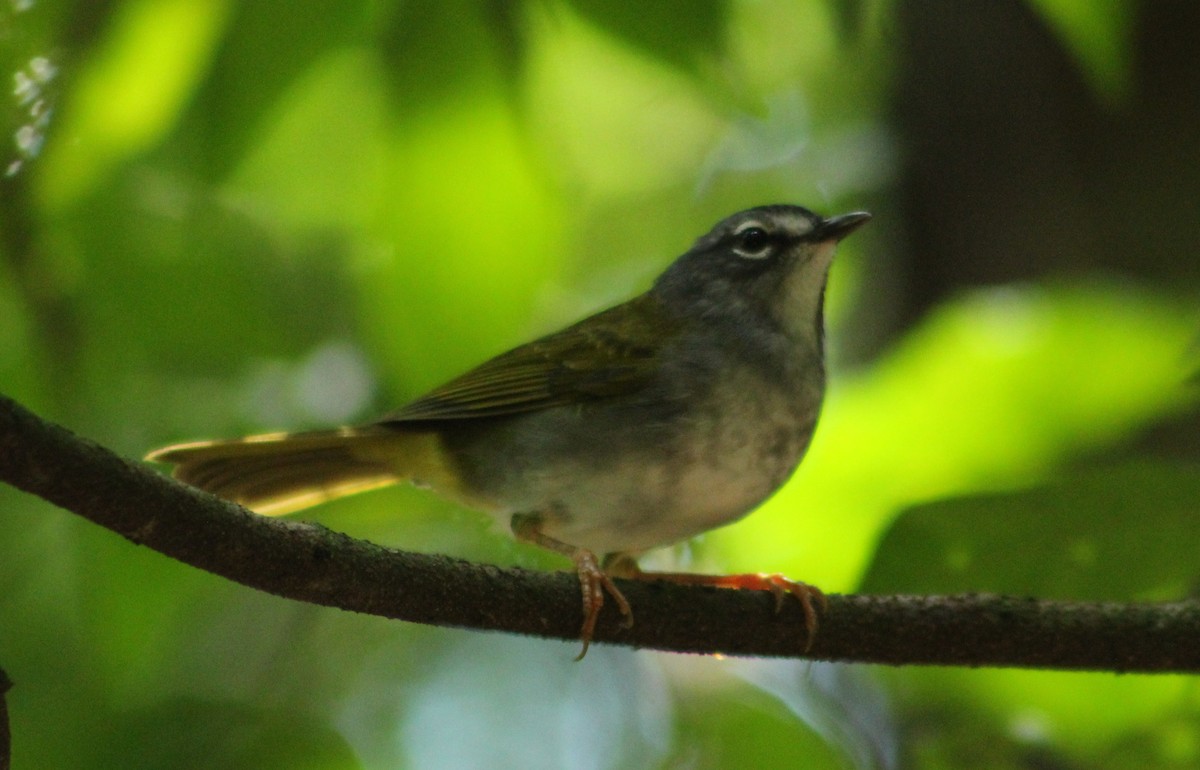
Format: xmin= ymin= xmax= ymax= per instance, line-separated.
xmin=1027 ymin=0 xmax=1134 ymax=105
xmin=564 ymin=0 xmax=727 ymax=75
xmin=37 ymin=0 xmax=233 ymax=206
xmin=179 ymin=0 xmax=374 ymax=182
xmin=861 ymin=460 xmax=1200 ymax=599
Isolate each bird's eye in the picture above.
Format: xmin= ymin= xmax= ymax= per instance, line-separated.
xmin=733 ymin=226 xmax=772 ymax=259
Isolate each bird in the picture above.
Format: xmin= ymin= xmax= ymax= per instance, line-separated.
xmin=146 ymin=204 xmax=870 ymax=657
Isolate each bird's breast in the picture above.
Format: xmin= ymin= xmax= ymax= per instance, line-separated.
xmin=450 ymin=361 xmax=824 ymax=556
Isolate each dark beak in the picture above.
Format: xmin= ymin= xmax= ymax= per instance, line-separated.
xmin=817 ymin=211 xmax=872 ymax=242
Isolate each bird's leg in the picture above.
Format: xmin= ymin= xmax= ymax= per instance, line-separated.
xmin=605 ymin=554 xmax=827 ymax=652
xmin=511 ymin=513 xmax=633 ymax=660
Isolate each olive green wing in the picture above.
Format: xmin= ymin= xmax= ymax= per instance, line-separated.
xmin=381 ymin=294 xmax=677 ymax=423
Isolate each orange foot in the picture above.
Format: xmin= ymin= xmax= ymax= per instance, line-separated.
xmin=628 ymin=569 xmax=827 ymax=651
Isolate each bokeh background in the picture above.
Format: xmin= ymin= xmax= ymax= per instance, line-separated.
xmin=2 ymin=1 xmax=1199 ymax=768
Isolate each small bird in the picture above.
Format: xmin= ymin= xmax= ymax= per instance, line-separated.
xmin=147 ymin=205 xmax=870 ymax=656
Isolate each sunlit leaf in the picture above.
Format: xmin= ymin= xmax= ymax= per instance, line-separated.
xmin=37 ymin=0 xmax=231 ymax=206
xmin=180 ymin=0 xmax=374 ymax=182
xmin=354 ymin=94 xmax=566 ymax=397
xmin=224 ymin=49 xmax=386 ymax=233
xmin=524 ymin=4 xmax=722 ymax=196
xmin=1027 ymin=0 xmax=1134 ymax=105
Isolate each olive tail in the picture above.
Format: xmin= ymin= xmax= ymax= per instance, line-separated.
xmin=145 ymin=426 xmax=441 ymax=516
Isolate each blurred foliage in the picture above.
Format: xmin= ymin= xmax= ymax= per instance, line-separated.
xmin=862 ymin=461 xmax=1200 ymax=600
xmin=1028 ymin=0 xmax=1135 ymax=102
xmin=1 ymin=0 xmax=1198 ymax=769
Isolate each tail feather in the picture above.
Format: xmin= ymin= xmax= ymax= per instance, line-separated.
xmin=146 ymin=427 xmax=439 ymax=516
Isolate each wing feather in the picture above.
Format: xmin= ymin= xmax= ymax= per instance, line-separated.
xmin=381 ymin=294 xmax=676 ymax=424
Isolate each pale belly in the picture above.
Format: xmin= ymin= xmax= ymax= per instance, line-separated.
xmin=528 ymin=450 xmax=800 ymax=555
xmin=471 ymin=400 xmax=818 ymax=556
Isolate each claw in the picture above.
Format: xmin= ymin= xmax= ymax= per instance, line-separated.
xmin=573 ymin=549 xmax=633 ymax=660
xmin=627 ymin=569 xmax=826 ymax=652
xmin=729 ymin=573 xmax=827 ymax=651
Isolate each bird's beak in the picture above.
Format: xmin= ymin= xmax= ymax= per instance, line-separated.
xmin=818 ymin=211 xmax=872 ymax=242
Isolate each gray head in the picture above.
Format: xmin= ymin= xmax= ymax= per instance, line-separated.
xmin=653 ymin=205 xmax=870 ymax=347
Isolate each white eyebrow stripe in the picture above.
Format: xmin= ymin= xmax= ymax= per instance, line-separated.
xmin=778 ymin=211 xmax=816 ymax=236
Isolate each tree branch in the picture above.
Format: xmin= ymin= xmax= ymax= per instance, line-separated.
xmin=1 ymin=393 xmax=1198 ymax=671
